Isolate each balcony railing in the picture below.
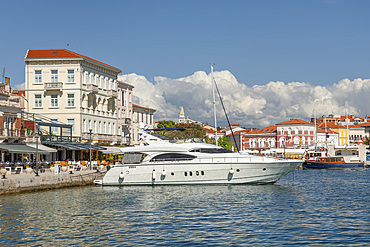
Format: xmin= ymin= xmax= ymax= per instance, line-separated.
xmin=85 ymin=83 xmax=99 ymax=93
xmin=44 ymin=82 xmax=63 ymax=91
xmin=0 ymin=129 xmax=27 ymax=138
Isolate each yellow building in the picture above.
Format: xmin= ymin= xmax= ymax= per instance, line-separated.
xmin=330 ymin=125 xmax=348 ymax=146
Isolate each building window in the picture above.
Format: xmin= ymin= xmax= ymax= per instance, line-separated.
xmin=83 ymin=72 xmax=88 ymax=85
xmin=34 ymin=94 xmax=42 ymax=108
xmin=34 ymin=70 xmax=42 ymax=84
xmin=108 ymin=79 xmax=112 ymax=90
xmin=94 ymin=75 xmax=97 ymax=85
xmin=103 ymin=122 xmax=106 ymax=134
xmin=113 ymin=123 xmax=116 ymax=135
xmin=50 ymin=94 xmax=59 ymax=108
xmin=99 ymin=77 xmax=102 ymax=88
xmin=123 ymin=91 xmax=127 ymax=106
xmin=99 ymin=121 xmax=102 ymax=134
xmin=94 ymin=120 xmax=97 ymax=133
xmin=51 ymin=70 xmax=58 ymax=82
xmin=67 ymin=119 xmax=75 ymax=132
xmin=67 ymin=69 xmax=74 ymax=83
xmin=67 ymin=93 xmax=75 ymax=107
xmin=88 ymin=120 xmax=92 ymax=131
xmin=83 ymin=119 xmax=86 ymax=132
xmin=108 ymin=122 xmax=111 ymax=134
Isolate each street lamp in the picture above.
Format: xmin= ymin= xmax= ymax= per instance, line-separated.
xmin=89 ymin=129 xmax=92 ymax=170
xmin=35 ymin=124 xmax=39 ymax=176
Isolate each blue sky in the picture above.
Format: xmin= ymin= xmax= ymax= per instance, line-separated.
xmin=2 ymin=0 xmax=370 ymax=88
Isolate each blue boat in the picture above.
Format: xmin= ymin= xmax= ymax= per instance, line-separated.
xmin=303 ymin=156 xmax=364 ymax=169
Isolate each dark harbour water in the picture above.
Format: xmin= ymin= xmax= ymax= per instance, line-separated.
xmin=0 ymin=169 xmax=369 ymax=246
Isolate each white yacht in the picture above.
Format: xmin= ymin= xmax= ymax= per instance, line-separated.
xmin=95 ymin=136 xmax=303 ymax=185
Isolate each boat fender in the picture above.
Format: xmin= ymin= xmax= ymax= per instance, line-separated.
xmin=119 ymin=172 xmax=124 ymax=180
xmin=161 ymin=170 xmax=166 ymax=176
xmin=229 ymin=168 xmax=235 ymax=174
xmin=152 ymin=169 xmax=156 ymax=180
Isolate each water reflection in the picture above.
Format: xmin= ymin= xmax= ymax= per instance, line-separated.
xmin=0 ymin=169 xmax=369 ymax=246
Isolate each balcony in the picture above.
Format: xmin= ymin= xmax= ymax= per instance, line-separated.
xmin=84 ymin=84 xmax=99 ymax=93
xmin=44 ymin=82 xmax=63 ymax=91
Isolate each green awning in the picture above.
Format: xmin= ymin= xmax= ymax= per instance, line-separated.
xmin=0 ymin=144 xmax=51 ymax=154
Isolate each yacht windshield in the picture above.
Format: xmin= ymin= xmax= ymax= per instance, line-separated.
xmin=150 ymin=153 xmax=196 ymax=162
xmin=189 ymin=148 xmax=233 ymax=153
xmin=123 ymin=153 xmax=144 ymax=164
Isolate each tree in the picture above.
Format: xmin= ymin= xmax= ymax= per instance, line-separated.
xmin=157 ymin=120 xmax=175 ymax=129
xmin=218 ymin=136 xmax=233 ymax=151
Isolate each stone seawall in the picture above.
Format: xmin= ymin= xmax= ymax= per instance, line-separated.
xmin=0 ymin=170 xmax=105 ymax=195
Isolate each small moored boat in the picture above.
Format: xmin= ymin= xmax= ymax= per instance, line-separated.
xmin=303 ymin=156 xmax=364 ymax=169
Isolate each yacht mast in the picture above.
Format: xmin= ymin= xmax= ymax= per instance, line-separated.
xmin=346 ymin=111 xmax=349 ymax=145
xmin=314 ymin=109 xmax=317 ymax=151
xmin=211 ymin=65 xmax=218 ymax=146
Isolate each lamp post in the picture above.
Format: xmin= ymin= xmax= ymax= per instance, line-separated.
xmin=89 ymin=129 xmax=92 ymax=170
xmin=35 ymin=124 xmax=39 ymax=176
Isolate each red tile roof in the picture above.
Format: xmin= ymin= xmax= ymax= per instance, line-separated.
xmin=245 ymin=126 xmax=277 ymax=134
xmin=25 ymin=49 xmax=122 ymax=72
xmin=316 ymin=128 xmax=336 ymax=134
xmin=204 ymin=128 xmax=215 ymax=134
xmin=276 ymin=119 xmax=313 ymax=125
xmin=132 ymin=104 xmax=156 ymax=111
xmin=358 ymin=122 xmax=370 ymax=127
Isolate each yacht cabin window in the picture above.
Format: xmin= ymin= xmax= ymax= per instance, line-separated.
xmin=150 ymin=153 xmax=196 ymax=162
xmin=189 ymin=148 xmax=233 ymax=153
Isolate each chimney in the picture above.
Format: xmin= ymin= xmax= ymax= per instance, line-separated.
xmin=5 ymin=77 xmax=11 ymax=92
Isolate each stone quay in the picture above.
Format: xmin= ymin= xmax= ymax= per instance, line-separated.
xmin=0 ymin=168 xmax=105 ymax=195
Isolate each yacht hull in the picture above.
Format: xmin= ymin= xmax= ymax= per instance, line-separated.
xmin=98 ymin=160 xmax=303 ymax=185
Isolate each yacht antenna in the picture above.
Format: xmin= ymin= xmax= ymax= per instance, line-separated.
xmin=211 ymin=65 xmax=218 ymax=145
xmin=212 ymin=71 xmax=240 ymax=153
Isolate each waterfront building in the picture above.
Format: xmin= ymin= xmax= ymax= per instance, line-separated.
xmin=276 ymin=119 xmax=315 ymax=148
xmin=312 ymin=114 xmax=366 ymax=126
xmin=315 ymin=127 xmax=339 ymax=148
xmin=0 ymin=78 xmax=24 ymax=145
xmin=242 ymin=126 xmax=277 ymax=151
xmin=358 ymin=122 xmax=370 ymax=139
xmin=329 ymin=124 xmax=349 ymax=146
xmin=348 ymin=125 xmax=365 ymax=145
xmin=131 ymin=104 xmax=156 ymax=146
xmin=24 ymin=49 xmax=122 ymax=148
xmin=0 ymin=77 xmax=57 ymax=162
xmin=117 ymin=81 xmax=134 ymax=145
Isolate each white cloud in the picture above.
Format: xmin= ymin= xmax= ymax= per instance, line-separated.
xmin=118 ymin=71 xmax=370 ymax=128
xmin=12 ymin=82 xmax=25 ymax=90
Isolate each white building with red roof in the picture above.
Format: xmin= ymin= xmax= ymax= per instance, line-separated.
xmin=358 ymin=122 xmax=370 ymax=139
xmin=240 ymin=126 xmax=277 ymax=151
xmin=276 ymin=119 xmax=315 ymax=148
xmin=24 ymin=49 xmax=122 ymax=153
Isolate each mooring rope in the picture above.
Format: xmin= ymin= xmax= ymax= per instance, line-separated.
xmin=305 ymin=169 xmax=343 ymax=183
xmin=300 ymin=169 xmax=328 ymax=184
